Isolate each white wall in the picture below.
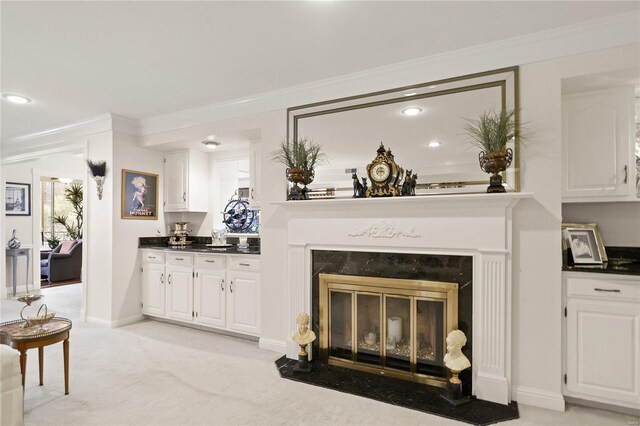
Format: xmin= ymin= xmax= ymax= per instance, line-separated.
xmin=562 ymin=202 xmax=640 ymax=246
xmin=3 ymin=155 xmax=85 ymax=293
xmin=85 ymin=131 xmax=115 ymax=323
xmin=110 ymin=132 xmax=166 ymax=325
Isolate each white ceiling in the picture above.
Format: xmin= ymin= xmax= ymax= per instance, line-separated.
xmin=1 ymin=1 xmax=638 ymax=142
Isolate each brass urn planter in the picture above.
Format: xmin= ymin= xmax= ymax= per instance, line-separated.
xmin=286 ymin=167 xmax=315 ymax=200
xmin=478 ymin=148 xmax=513 ymax=193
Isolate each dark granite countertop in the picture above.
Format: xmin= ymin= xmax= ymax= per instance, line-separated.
xmin=563 ymin=246 xmax=640 ymax=277
xmin=139 ymin=244 xmax=260 ymax=255
xmin=138 ymin=236 xmax=260 ymax=255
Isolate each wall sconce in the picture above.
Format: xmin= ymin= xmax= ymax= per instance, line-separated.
xmin=87 ymin=160 xmax=107 ymax=200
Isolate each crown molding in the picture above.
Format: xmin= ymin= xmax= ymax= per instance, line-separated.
xmin=138 ymin=11 xmax=640 ymax=137
xmin=1 ymin=113 xmax=139 ymax=159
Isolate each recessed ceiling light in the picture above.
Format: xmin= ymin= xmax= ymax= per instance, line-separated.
xmin=404 ymin=92 xmax=417 ymax=97
xmin=202 ymin=140 xmax=221 ymax=149
xmin=3 ymin=94 xmax=31 ymax=104
xmin=428 ymin=141 xmax=441 ymax=148
xmin=402 ymin=107 xmax=422 ymax=116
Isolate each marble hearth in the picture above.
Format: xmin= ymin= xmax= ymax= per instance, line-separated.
xmin=279 ymin=193 xmax=530 ymax=405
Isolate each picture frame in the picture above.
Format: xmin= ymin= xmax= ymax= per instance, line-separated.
xmin=5 ymin=182 xmax=31 ymax=216
xmin=121 ymin=169 xmax=159 ymax=220
xmin=562 ymin=223 xmax=608 ymax=264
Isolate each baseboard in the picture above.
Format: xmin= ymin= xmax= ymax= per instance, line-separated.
xmin=564 ymin=395 xmax=640 ymax=416
xmin=475 ymin=372 xmax=510 ymax=405
xmin=85 ymin=316 xmax=111 ymax=327
xmin=259 ymin=338 xmax=287 ymax=354
xmin=110 ymin=314 xmax=144 ymax=328
xmin=513 ymin=386 xmax=566 ymax=412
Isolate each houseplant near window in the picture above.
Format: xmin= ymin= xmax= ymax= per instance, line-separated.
xmin=464 ymin=108 xmax=521 ymax=193
xmin=52 ymin=182 xmax=83 ymax=240
xmin=271 ymin=137 xmax=327 ymax=200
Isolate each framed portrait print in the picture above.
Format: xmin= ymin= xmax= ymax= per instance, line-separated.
xmin=5 ymin=182 xmax=31 ymax=216
xmin=121 ymin=169 xmax=159 ymax=220
xmin=562 ymin=223 xmax=607 ymax=264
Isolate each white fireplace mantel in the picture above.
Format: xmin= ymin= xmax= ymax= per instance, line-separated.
xmin=278 ymin=192 xmax=532 ymax=406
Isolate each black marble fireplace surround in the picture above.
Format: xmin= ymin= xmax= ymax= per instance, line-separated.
xmin=276 ymin=250 xmax=519 ymax=424
xmin=312 ymin=250 xmax=474 ymax=393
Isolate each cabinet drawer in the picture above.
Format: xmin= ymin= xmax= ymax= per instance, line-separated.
xmin=166 ymin=253 xmax=194 ymax=266
xmin=142 ymin=251 xmax=164 ymax=264
xmin=229 ymin=257 xmax=260 ymax=271
xmin=196 ymin=255 xmax=226 ymax=269
xmin=566 ymin=275 xmax=640 ymax=302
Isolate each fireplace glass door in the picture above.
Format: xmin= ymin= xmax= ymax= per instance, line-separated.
xmin=321 ymin=274 xmax=458 ymax=388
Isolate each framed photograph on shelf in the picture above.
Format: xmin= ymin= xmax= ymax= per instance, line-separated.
xmin=121 ymin=169 xmax=159 ymax=220
xmin=562 ymin=223 xmax=607 ymax=264
xmin=5 ymin=182 xmax=31 ymax=216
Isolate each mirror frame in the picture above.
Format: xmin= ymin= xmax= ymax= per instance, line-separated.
xmin=287 ymin=66 xmax=521 ymax=195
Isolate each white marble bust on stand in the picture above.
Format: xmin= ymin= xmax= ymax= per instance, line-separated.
xmin=443 ymin=329 xmax=471 ymax=372
xmin=291 ymin=312 xmax=316 ymax=347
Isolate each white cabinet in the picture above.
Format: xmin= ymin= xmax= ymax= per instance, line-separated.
xmin=563 ymin=272 xmax=640 ymax=409
xmin=164 ymin=150 xmax=209 ymax=212
xmin=194 ymin=268 xmax=226 ymax=328
xmin=140 ymin=250 xmax=260 ymax=337
xmin=141 ymin=263 xmax=165 ymax=317
xmin=166 ymin=265 xmax=194 ymax=321
xmin=227 ymin=270 xmax=260 ymax=335
xmin=562 ymin=87 xmax=636 ymax=201
xmin=248 ymin=141 xmax=262 ymax=210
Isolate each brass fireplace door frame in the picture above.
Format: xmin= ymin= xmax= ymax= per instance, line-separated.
xmin=319 ymin=273 xmax=459 ymax=388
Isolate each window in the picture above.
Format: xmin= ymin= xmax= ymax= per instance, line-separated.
xmin=41 ymin=179 xmax=83 ymax=248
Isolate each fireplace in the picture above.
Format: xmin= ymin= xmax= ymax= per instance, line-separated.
xmin=281 ymin=194 xmax=528 ymax=405
xmin=319 ymin=273 xmax=458 ymax=388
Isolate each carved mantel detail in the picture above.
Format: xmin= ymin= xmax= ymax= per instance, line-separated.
xmin=348 ymin=220 xmax=421 ymax=239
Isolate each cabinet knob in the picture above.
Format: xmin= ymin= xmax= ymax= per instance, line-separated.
xmin=168 ymin=274 xmax=172 ymax=285
xmin=239 ymin=263 xmax=250 ymax=267
xmin=251 ymin=188 xmax=254 ymax=200
xmin=623 ymin=165 xmax=628 ymax=184
xmin=230 ymin=281 xmax=233 ymax=293
xmin=161 ymin=273 xmax=164 ymax=284
xmin=183 ymin=192 xmax=186 ymax=202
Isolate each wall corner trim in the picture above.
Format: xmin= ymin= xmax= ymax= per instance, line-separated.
xmin=513 ymin=386 xmax=566 ymax=412
xmin=259 ymin=338 xmax=287 ymax=354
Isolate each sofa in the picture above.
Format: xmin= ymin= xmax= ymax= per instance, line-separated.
xmin=0 ymin=346 xmax=24 ymax=426
xmin=40 ymin=240 xmax=83 ymax=283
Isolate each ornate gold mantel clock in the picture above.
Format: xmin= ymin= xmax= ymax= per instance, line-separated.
xmin=365 ymin=142 xmax=404 ymax=197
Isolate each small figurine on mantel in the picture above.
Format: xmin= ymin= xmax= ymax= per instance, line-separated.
xmin=401 ymin=170 xmax=418 ymax=196
xmin=441 ymin=329 xmax=472 ymax=406
xmin=291 ymin=312 xmax=316 ymax=374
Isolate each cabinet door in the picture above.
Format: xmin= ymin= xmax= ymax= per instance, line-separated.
xmin=227 ymin=270 xmax=260 ymax=335
xmin=142 ymin=263 xmax=165 ymax=317
xmin=566 ymin=298 xmax=639 ymax=406
xmin=249 ymin=141 xmax=262 ymax=210
xmin=194 ymin=269 xmax=226 ymax=328
xmin=166 ymin=265 xmax=193 ymax=321
xmin=164 ymin=152 xmax=188 ymax=211
xmin=562 ymin=87 xmax=634 ymax=199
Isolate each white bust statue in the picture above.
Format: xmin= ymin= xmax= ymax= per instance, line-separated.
xmin=443 ymin=330 xmax=471 ymax=372
xmin=292 ymin=312 xmax=316 ymax=347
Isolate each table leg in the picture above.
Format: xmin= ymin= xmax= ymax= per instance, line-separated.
xmin=63 ymin=338 xmax=69 ymax=395
xmin=19 ymin=350 xmax=26 ymax=387
xmin=38 ymin=346 xmax=44 ymax=386
xmin=26 ymin=250 xmax=30 ymax=294
xmin=12 ymin=255 xmax=17 ymax=296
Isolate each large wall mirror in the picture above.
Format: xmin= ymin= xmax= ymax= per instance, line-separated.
xmin=287 ymin=67 xmax=520 ymax=197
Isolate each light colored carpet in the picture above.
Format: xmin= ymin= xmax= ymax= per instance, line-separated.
xmin=1 ymin=284 xmax=637 ymax=426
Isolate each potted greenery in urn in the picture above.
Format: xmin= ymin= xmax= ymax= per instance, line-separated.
xmin=271 ymin=137 xmax=327 ymax=200
xmin=464 ymin=108 xmax=521 ymax=193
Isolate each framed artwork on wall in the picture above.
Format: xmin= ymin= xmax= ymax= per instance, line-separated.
xmin=562 ymin=223 xmax=607 ymax=264
xmin=5 ymin=182 xmax=31 ymax=216
xmin=121 ymin=169 xmax=159 ymax=220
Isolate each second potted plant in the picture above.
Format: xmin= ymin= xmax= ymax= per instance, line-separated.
xmin=464 ymin=108 xmax=521 ymax=193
